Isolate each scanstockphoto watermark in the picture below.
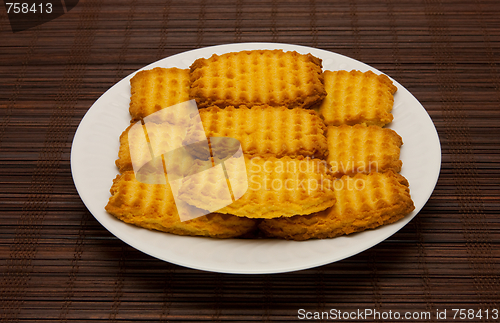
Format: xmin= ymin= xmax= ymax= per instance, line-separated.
xmin=249 ymin=158 xmax=380 ymax=176
xmin=298 ymin=308 xmax=432 ymax=321
xmin=248 ymin=158 xmax=378 ymax=193
xmin=329 ymin=161 xmax=380 ymax=175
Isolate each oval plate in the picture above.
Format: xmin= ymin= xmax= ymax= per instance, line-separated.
xmin=71 ymin=43 xmax=441 ymax=274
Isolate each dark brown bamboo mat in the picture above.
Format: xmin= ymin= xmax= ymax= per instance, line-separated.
xmin=1 ymin=0 xmax=499 ymax=321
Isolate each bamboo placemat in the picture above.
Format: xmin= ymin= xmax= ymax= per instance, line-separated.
xmin=0 ymin=0 xmax=499 ymax=321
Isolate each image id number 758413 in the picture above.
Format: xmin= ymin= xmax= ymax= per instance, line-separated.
xmin=452 ymin=308 xmax=498 ymax=320
xmin=5 ymin=2 xmax=53 ymax=14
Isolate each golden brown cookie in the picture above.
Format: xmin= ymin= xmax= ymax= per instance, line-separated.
xmin=326 ymin=124 xmax=403 ymax=177
xmin=318 ymin=70 xmax=397 ymax=126
xmin=115 ymin=122 xmax=193 ymax=175
xmin=184 ymin=105 xmax=327 ymax=159
xmin=129 ymin=67 xmax=190 ymax=122
xmin=179 ymin=156 xmax=336 ymax=219
xmin=189 ymin=50 xmax=326 ymax=109
xmin=259 ymin=171 xmax=414 ymax=240
xmin=105 ymin=171 xmax=258 ymax=238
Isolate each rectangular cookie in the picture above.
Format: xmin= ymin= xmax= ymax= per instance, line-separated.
xmin=326 ymin=124 xmax=403 ymax=177
xmin=318 ymin=70 xmax=397 ymax=126
xmin=105 ymin=171 xmax=257 ymax=238
xmin=189 ymin=49 xmax=326 ymax=109
xmin=115 ymin=122 xmax=194 ymax=176
xmin=177 ymin=156 xmax=336 ymax=219
xmin=258 ymin=171 xmax=414 ymax=240
xmin=129 ymin=67 xmax=190 ymax=122
xmin=185 ymin=105 xmax=328 ymax=159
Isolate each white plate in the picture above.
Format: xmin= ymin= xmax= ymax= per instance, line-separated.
xmin=71 ymin=43 xmax=441 ymax=274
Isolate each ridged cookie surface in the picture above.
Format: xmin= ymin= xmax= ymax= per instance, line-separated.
xmin=327 ymin=124 xmax=403 ymax=177
xmin=116 ymin=122 xmax=193 ymax=175
xmin=105 ymin=171 xmax=257 ymax=238
xmin=259 ymin=171 xmax=414 ymax=240
xmin=129 ymin=67 xmax=190 ymax=122
xmin=185 ymin=105 xmax=327 ymax=159
xmin=179 ymin=156 xmax=336 ymax=219
xmin=116 ymin=124 xmax=136 ymax=173
xmin=189 ymin=50 xmax=326 ymax=109
xmin=318 ymin=70 xmax=397 ymax=126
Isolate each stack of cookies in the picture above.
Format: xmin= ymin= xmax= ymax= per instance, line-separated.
xmin=105 ymin=49 xmax=414 ymax=241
